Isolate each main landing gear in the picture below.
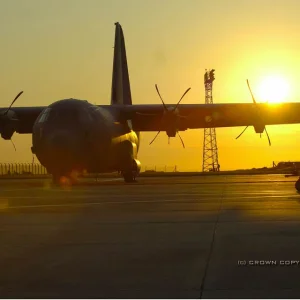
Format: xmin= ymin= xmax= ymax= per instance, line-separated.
xmin=122 ymin=170 xmax=137 ymax=183
xmin=295 ymin=178 xmax=300 ymax=192
xmin=120 ymin=159 xmax=141 ymax=183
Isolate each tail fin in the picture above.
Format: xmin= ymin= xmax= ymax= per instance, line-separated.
xmin=111 ymin=22 xmax=132 ymax=105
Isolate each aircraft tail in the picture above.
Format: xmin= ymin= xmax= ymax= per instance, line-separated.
xmin=111 ymin=22 xmax=132 ymax=105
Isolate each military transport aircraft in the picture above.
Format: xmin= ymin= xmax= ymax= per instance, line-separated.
xmin=1 ymin=22 xmax=300 ymax=186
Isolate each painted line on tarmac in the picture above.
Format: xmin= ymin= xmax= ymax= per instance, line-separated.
xmin=1 ymin=195 xmax=300 ymax=210
xmin=0 ymin=193 xmax=298 ymax=199
xmin=0 ymin=189 xmax=297 ymax=196
xmin=0 ymin=184 xmax=295 ymax=193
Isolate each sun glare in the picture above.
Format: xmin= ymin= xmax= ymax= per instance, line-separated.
xmin=257 ymin=76 xmax=290 ymax=103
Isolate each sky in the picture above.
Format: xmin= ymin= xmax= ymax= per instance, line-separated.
xmin=1 ymin=0 xmax=300 ymax=171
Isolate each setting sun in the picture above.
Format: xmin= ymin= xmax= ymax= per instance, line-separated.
xmin=257 ymin=75 xmax=290 ymax=103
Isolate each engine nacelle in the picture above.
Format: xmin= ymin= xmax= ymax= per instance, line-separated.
xmin=1 ymin=128 xmax=15 ymax=140
xmin=0 ymin=110 xmax=19 ymax=140
xmin=253 ymin=123 xmax=265 ymax=134
xmin=163 ymin=112 xmax=187 ymax=138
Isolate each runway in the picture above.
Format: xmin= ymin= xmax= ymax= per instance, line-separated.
xmin=1 ymin=174 xmax=300 ymax=298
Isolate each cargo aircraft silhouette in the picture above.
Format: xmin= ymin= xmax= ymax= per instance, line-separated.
xmin=2 ymin=22 xmax=300 ymax=185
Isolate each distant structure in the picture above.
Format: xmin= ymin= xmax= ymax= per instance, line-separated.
xmin=202 ymin=69 xmax=220 ymax=172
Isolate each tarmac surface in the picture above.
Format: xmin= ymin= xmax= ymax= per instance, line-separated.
xmin=1 ymin=174 xmax=300 ymax=298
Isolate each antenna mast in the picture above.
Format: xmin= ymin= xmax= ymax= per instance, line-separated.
xmin=202 ymin=69 xmax=220 ymax=172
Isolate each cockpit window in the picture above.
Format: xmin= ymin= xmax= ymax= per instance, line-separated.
xmin=38 ymin=108 xmax=52 ymax=123
xmin=38 ymin=107 xmax=82 ymax=124
xmin=48 ymin=108 xmax=80 ymax=123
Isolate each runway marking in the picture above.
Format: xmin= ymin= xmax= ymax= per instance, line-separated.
xmin=0 ymin=193 xmax=298 ymax=200
xmin=2 ymin=196 xmax=300 ymax=210
xmin=0 ymin=182 xmax=296 ymax=193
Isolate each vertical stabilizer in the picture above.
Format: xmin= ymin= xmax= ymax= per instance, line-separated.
xmin=111 ymin=22 xmax=132 ymax=105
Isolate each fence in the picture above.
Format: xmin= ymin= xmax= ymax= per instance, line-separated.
xmin=142 ymin=165 xmax=178 ymax=172
xmin=0 ymin=163 xmax=179 ymax=176
xmin=0 ymin=163 xmax=48 ymax=176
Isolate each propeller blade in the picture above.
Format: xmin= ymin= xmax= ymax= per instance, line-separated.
xmin=155 ymin=84 xmax=167 ymax=111
xmin=236 ymin=126 xmax=249 ymax=139
xmin=149 ymin=131 xmax=161 ymax=145
xmin=246 ymin=80 xmax=256 ymax=104
xmin=173 ymin=87 xmax=191 ymax=111
xmin=4 ymin=91 xmax=23 ymax=115
xmin=264 ymin=127 xmax=271 ymax=146
xmin=10 ymin=139 xmax=16 ymax=151
xmin=177 ymin=131 xmax=185 ymax=148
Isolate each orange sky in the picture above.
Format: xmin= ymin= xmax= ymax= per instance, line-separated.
xmin=1 ymin=0 xmax=300 ymax=171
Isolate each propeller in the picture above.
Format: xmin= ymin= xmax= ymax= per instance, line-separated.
xmin=235 ymin=80 xmax=271 ymax=146
xmin=3 ymin=91 xmax=23 ymax=116
xmin=11 ymin=139 xmax=16 ymax=151
xmin=148 ymin=84 xmax=190 ymax=148
xmin=149 ymin=130 xmax=161 ymax=145
xmin=177 ymin=131 xmax=185 ymax=148
xmin=0 ymin=91 xmax=23 ymax=150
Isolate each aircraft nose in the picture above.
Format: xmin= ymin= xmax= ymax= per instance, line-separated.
xmin=47 ymin=131 xmax=80 ymax=159
xmin=39 ymin=130 xmax=85 ymax=176
xmin=50 ymin=132 xmax=73 ymax=148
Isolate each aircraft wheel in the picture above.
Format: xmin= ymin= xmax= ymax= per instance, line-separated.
xmin=123 ymin=171 xmax=136 ymax=183
xmin=295 ymin=178 xmax=300 ymax=192
xmin=52 ymin=173 xmax=73 ymax=186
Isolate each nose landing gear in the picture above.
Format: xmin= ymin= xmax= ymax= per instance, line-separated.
xmin=52 ymin=171 xmax=79 ymax=186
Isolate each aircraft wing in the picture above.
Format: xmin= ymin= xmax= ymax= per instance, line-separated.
xmin=2 ymin=102 xmax=300 ymax=137
xmin=113 ymin=103 xmax=300 ymax=131
xmin=0 ymin=107 xmax=45 ymax=134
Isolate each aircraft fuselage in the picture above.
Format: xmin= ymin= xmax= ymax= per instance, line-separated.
xmin=31 ymin=99 xmax=140 ymax=180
